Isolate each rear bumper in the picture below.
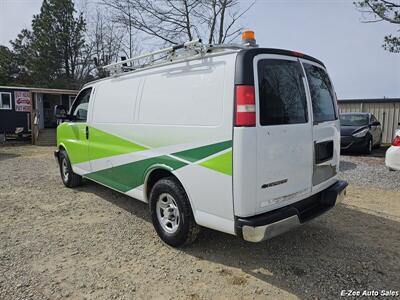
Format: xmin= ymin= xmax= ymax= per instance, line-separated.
xmin=235 ymin=180 xmax=348 ymax=242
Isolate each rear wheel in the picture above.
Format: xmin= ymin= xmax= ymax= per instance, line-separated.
xmin=59 ymin=149 xmax=82 ymax=188
xmin=149 ymin=177 xmax=200 ymax=247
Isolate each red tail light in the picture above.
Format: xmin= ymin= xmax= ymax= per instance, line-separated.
xmin=235 ymin=85 xmax=255 ymax=127
xmin=392 ymin=135 xmax=400 ymax=146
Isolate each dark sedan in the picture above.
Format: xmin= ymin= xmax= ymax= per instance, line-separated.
xmin=340 ymin=112 xmax=382 ymax=154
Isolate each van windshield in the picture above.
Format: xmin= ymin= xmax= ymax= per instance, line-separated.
xmin=303 ymin=63 xmax=336 ymax=123
xmin=340 ymin=114 xmax=369 ymax=126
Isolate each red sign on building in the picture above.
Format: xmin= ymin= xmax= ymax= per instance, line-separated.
xmin=14 ymin=91 xmax=31 ymax=112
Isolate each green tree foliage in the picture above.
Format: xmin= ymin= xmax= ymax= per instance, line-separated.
xmin=355 ymin=0 xmax=400 ymax=53
xmin=0 ymin=46 xmax=19 ymax=84
xmin=30 ymin=0 xmax=87 ymax=87
xmin=1 ymin=0 xmax=88 ymax=88
xmin=8 ymin=29 xmax=35 ymax=85
xmin=0 ymin=30 xmax=33 ymax=86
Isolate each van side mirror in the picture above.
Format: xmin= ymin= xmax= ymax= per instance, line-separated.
xmin=54 ymin=105 xmax=68 ymax=120
xmin=371 ymin=121 xmax=380 ymax=126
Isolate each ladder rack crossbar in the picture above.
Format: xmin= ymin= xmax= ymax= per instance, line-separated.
xmin=102 ymin=39 xmax=253 ymax=76
xmin=103 ymin=39 xmax=202 ymax=71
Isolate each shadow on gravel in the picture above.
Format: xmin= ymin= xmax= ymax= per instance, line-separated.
xmin=0 ymin=152 xmax=20 ymax=161
xmin=184 ymin=207 xmax=400 ymax=299
xmin=77 ymin=181 xmax=400 ymax=299
xmin=341 ymin=146 xmax=389 ymax=158
xmin=368 ymin=146 xmax=389 ymax=158
xmin=339 ymin=161 xmax=357 ymax=171
xmin=76 ymin=181 xmax=149 ymax=218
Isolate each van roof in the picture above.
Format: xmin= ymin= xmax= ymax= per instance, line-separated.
xmin=235 ymin=48 xmax=325 ymax=85
xmin=84 ymin=46 xmax=325 ymax=89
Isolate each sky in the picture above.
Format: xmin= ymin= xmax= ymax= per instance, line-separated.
xmin=0 ymin=0 xmax=399 ymax=99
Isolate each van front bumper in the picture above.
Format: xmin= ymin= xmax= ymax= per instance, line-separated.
xmin=235 ymin=180 xmax=348 ymax=242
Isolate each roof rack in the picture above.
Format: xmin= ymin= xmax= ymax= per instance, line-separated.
xmin=103 ymin=39 xmax=207 ymax=74
xmin=102 ymin=39 xmax=253 ymax=75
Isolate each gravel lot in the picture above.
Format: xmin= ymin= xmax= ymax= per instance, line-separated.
xmin=0 ymin=145 xmax=399 ymax=300
xmin=340 ymin=148 xmax=400 ymax=191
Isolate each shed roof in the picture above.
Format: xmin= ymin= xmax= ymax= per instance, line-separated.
xmin=0 ymin=86 xmax=78 ymax=95
xmin=338 ymin=98 xmax=400 ymax=103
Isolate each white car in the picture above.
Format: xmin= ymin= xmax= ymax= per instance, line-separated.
xmin=385 ymin=130 xmax=400 ymax=171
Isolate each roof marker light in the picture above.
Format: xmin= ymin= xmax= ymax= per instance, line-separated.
xmin=291 ymin=51 xmax=305 ymax=58
xmin=242 ymin=30 xmax=256 ymax=46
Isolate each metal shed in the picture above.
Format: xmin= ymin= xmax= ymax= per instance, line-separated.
xmin=338 ymin=98 xmax=400 ymax=144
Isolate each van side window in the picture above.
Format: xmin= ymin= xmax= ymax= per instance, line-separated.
xmin=303 ymin=64 xmax=336 ymax=123
xmin=257 ymin=59 xmax=308 ymax=126
xmin=70 ymin=88 xmax=92 ymax=122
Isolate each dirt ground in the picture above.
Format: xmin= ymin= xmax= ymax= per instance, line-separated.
xmin=0 ymin=145 xmax=399 ymax=300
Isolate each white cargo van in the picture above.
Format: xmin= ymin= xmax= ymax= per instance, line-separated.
xmin=54 ymin=34 xmax=347 ymax=247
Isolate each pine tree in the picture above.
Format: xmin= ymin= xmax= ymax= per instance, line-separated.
xmin=11 ymin=0 xmax=86 ymax=88
xmin=0 ymin=46 xmax=19 ymax=84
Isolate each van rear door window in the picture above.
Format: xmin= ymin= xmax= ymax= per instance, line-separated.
xmin=257 ymin=59 xmax=308 ymax=126
xmin=303 ymin=63 xmax=336 ymax=123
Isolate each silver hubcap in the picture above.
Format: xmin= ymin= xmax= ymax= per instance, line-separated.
xmin=156 ymin=193 xmax=180 ymax=234
xmin=369 ymin=140 xmax=372 ymax=152
xmin=61 ymin=159 xmax=69 ymax=181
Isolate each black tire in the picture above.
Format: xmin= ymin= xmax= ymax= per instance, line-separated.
xmin=365 ymin=137 xmax=372 ymax=155
xmin=149 ymin=177 xmax=200 ymax=247
xmin=59 ymin=149 xmax=82 ymax=188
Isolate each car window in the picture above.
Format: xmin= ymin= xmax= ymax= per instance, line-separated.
xmin=303 ymin=63 xmax=336 ymax=123
xmin=257 ymin=59 xmax=308 ymax=126
xmin=70 ymin=88 xmax=92 ymax=122
xmin=340 ymin=114 xmax=369 ymax=126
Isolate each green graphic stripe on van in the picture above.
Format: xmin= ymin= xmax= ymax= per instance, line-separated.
xmin=172 ymin=140 xmax=232 ymax=163
xmin=87 ymin=127 xmax=148 ymax=162
xmin=199 ymin=150 xmax=232 ymax=176
xmin=85 ymin=155 xmax=187 ymax=193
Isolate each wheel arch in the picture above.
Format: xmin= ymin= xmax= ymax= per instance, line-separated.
xmin=56 ymin=143 xmax=69 ymax=162
xmin=58 ymin=142 xmax=68 ymax=154
xmin=143 ymin=165 xmax=196 ymax=212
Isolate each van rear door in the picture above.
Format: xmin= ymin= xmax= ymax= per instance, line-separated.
xmin=300 ymin=60 xmax=340 ymax=192
xmin=253 ymin=55 xmax=313 ymax=213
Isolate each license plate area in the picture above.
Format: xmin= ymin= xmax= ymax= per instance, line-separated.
xmin=315 ymin=140 xmax=333 ymax=164
xmin=313 ymin=140 xmax=336 ymax=186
